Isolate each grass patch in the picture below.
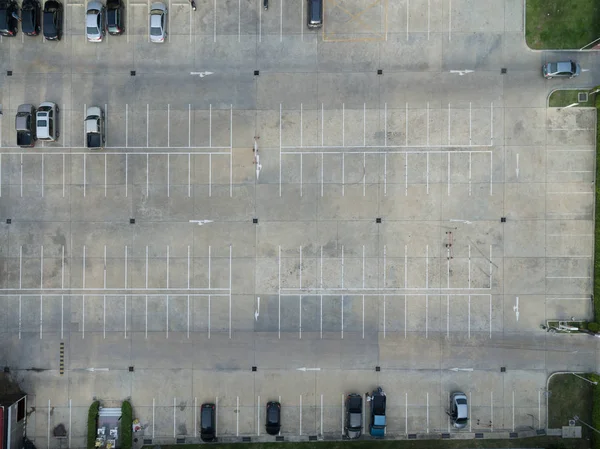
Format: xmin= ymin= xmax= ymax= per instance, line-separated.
xmin=526 ymin=0 xmax=600 ymax=49
xmin=150 ymin=437 xmax=589 ymax=449
xmin=87 ymin=401 xmax=100 ymax=449
xmin=549 ymin=90 xmax=596 ymax=108
xmin=121 ymin=400 xmax=133 ymax=449
xmin=549 ymin=373 xmax=593 ymax=439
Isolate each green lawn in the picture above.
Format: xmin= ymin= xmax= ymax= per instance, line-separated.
xmin=151 ymin=436 xmax=589 ymax=449
xmin=549 ymin=90 xmax=596 ymax=108
xmin=526 ymin=0 xmax=600 ymax=49
xmin=548 ymin=373 xmax=594 ymax=439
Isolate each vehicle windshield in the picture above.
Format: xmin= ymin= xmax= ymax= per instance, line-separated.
xmin=86 ymin=26 xmax=98 ymax=34
xmin=150 ymin=25 xmax=161 ymax=35
xmin=571 ymin=62 xmax=577 ymax=73
xmin=456 ymin=417 xmax=468 ymax=424
xmin=37 ymin=120 xmax=47 ymax=127
xmin=456 ymin=398 xmax=467 ymax=405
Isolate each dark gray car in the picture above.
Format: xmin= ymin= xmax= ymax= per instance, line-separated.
xmin=345 ymin=394 xmax=362 ymax=439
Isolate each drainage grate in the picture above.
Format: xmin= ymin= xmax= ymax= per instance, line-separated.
xmin=276 ymin=436 xmax=284 ymax=441
xmin=441 ymin=433 xmax=450 ymax=439
xmin=578 ymin=92 xmax=589 ymax=103
xmin=475 ymin=433 xmax=484 ymax=439
xmin=308 ymin=436 xmax=318 ymax=441
xmin=242 ymin=436 xmax=252 ymax=442
xmin=408 ymin=434 xmax=417 ymax=439
xmin=143 ymin=440 xmax=152 ymax=445
xmin=176 ymin=438 xmax=185 ymax=444
xmin=536 ymin=429 xmax=546 ymax=435
xmin=510 ymin=432 xmax=518 ymax=438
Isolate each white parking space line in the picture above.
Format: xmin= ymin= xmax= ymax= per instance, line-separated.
xmin=39 ymin=294 xmax=43 ymax=339
xmin=173 ymin=397 xmax=176 ymax=436
xmin=166 ymin=295 xmax=169 ymax=339
xmin=145 ymin=246 xmax=149 ymax=288
xmin=188 ymin=154 xmax=192 ymax=196
xmin=61 ymin=295 xmax=64 ymax=339
xmin=257 ymin=395 xmax=260 ymax=436
xmin=103 ymin=245 xmax=107 ymax=288
xmin=406 ymin=0 xmax=409 ymax=39
xmin=41 ymin=154 xmax=45 ymax=197
xmin=280 ymin=0 xmax=283 ymax=41
xmin=61 ymin=246 xmax=65 ymax=289
xmin=405 ymin=393 xmax=408 ymax=434
xmin=188 ymin=105 xmax=192 ymax=147
xmin=229 ymin=105 xmax=233 ymax=197
xmin=103 ymin=295 xmax=106 ymax=338
xmin=83 ymin=154 xmax=87 ymax=197
xmin=167 ymin=104 xmax=170 ymax=147
xmin=167 ymin=154 xmax=170 ymax=197
xmin=82 ymin=246 xmax=86 ymax=288
xmin=125 ymin=155 xmax=128 ymax=197
xmin=278 ymin=245 xmax=281 ymax=338
xmin=213 ymin=0 xmax=216 ymax=42
xmin=146 ymin=104 xmax=150 ymax=147
xmin=279 ymin=104 xmax=282 ymax=196
xmin=258 ymin=0 xmax=262 ymax=41
xmin=47 ymin=400 xmax=51 ymax=448
xmin=146 ymin=154 xmax=149 ymax=196
xmin=20 ymin=154 xmax=23 ymax=198
xmin=82 ymin=295 xmax=85 ymax=338
xmin=166 ymin=246 xmax=170 ymax=288
xmin=448 ymin=0 xmax=451 ymax=41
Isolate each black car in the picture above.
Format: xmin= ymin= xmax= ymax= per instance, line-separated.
xmin=106 ymin=0 xmax=123 ymax=35
xmin=21 ymin=0 xmax=41 ymax=36
xmin=0 ymin=0 xmax=19 ymax=36
xmin=43 ymin=0 xmax=62 ymax=40
xmin=200 ymin=403 xmax=215 ymax=442
xmin=265 ymin=401 xmax=281 ymax=435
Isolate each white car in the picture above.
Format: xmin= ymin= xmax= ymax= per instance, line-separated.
xmin=86 ymin=0 xmax=104 ymax=42
xmin=36 ymin=102 xmax=59 ymax=141
xmin=149 ymin=2 xmax=166 ymax=43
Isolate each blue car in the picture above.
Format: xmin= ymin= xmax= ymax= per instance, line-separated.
xmin=369 ymin=387 xmax=386 ymax=437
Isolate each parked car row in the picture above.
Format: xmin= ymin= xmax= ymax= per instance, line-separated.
xmin=176 ymin=390 xmax=470 ymax=442
xmin=0 ymin=0 xmax=323 ymax=39
xmin=0 ymin=0 xmax=61 ymax=38
xmin=16 ymin=103 xmax=104 ymax=149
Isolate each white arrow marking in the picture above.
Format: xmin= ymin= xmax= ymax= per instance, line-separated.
xmin=297 ymin=367 xmax=321 ymax=371
xmin=582 ymin=69 xmax=590 ymax=72
xmin=254 ymin=137 xmax=262 ymax=180
xmin=255 ymin=296 xmax=260 ymax=321
xmin=513 ymin=296 xmax=519 ymax=321
xmin=516 ymin=153 xmax=519 ymax=178
xmin=190 ymin=71 xmax=214 ymax=78
xmin=449 ymin=219 xmax=472 ymax=224
xmin=450 ymin=70 xmax=474 ymax=76
xmin=189 ymin=220 xmax=214 ymax=226
xmin=449 ymin=368 xmax=473 ymax=372
xmin=86 ymin=368 xmax=109 ymax=372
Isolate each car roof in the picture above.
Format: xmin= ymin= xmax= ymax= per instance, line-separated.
xmin=555 ymin=61 xmax=572 ymax=72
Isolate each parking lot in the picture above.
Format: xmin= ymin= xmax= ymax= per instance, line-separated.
xmin=0 ymin=0 xmax=599 ymax=445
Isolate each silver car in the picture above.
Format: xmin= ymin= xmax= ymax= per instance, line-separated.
xmin=149 ymin=2 xmax=166 ymax=43
xmin=86 ymin=0 xmax=104 ymax=42
xmin=36 ymin=102 xmax=59 ymax=141
xmin=450 ymin=392 xmax=468 ymax=429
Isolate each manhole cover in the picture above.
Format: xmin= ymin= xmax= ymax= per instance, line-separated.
xmin=578 ymin=92 xmax=589 ymax=103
